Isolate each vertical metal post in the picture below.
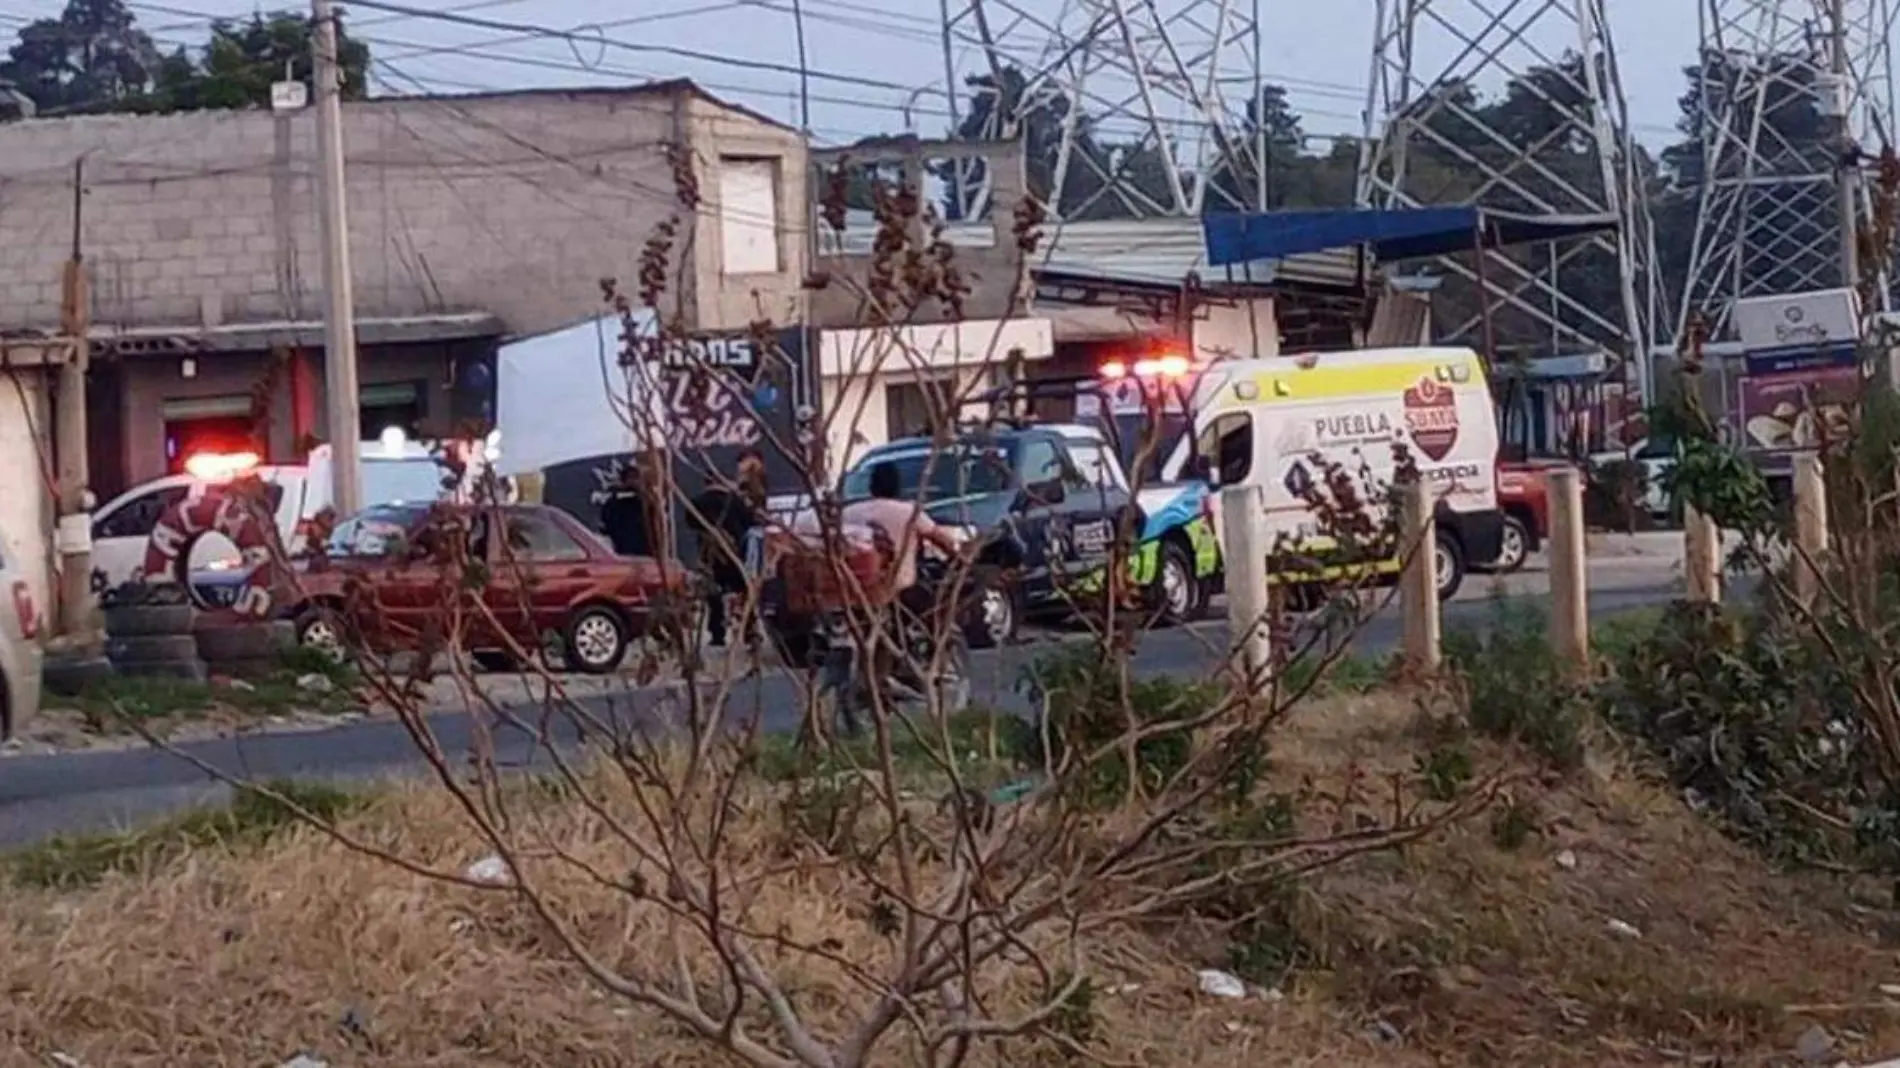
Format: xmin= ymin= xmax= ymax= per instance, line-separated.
xmin=54 ymin=158 xmax=94 ymax=638
xmin=1684 ymin=504 xmax=1722 ymax=604
xmin=1220 ymin=484 xmax=1273 ymax=688
xmin=1830 ymin=0 xmax=1861 ymax=290
xmin=1792 ymin=452 xmax=1828 ymax=608
xmin=312 ymin=0 xmax=362 ymax=516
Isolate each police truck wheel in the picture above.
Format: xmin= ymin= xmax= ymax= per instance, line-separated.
xmin=1486 ymin=515 xmax=1530 ymax=574
xmin=1149 ymin=540 xmax=1202 ymax=626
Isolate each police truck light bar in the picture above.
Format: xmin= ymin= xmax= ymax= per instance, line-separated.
xmin=183 ymin=451 xmax=262 ymax=481
xmin=1100 ymin=353 xmax=1190 ymax=380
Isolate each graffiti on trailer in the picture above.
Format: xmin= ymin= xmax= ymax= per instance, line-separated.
xmin=661 ymin=372 xmax=765 ymax=450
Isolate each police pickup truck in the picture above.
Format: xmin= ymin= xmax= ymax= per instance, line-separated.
xmin=840 ymin=421 xmax=1219 ymax=647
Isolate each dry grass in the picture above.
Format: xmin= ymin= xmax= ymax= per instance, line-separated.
xmin=3 ymin=692 xmax=1897 ymax=1067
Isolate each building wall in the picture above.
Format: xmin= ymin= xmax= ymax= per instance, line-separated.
xmin=0 ymin=83 xmax=808 ymax=340
xmin=821 ymin=368 xmax=1000 ymax=475
xmin=1194 ymin=299 xmax=1280 ymax=362
xmin=815 ymin=317 xmax=1054 ymax=473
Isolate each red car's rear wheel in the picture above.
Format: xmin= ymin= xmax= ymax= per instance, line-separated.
xmin=563 ymin=604 xmax=630 ymax=675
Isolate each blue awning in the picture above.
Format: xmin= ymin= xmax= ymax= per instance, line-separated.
xmin=1202 ymin=207 xmax=1620 ymax=267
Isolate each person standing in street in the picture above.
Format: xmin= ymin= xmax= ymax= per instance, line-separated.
xmin=688 ymin=447 xmax=767 ymax=647
xmin=598 ymin=455 xmax=656 ymax=558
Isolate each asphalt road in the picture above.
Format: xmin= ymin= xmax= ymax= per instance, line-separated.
xmin=0 ymin=574 xmax=1707 ymax=847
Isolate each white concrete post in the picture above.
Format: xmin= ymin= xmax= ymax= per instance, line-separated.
xmin=1792 ymin=452 xmax=1828 ymax=609
xmin=1220 ymin=485 xmax=1272 ymax=688
xmin=1684 ymin=505 xmax=1722 ymax=604
xmin=1398 ymin=477 xmax=1441 ymax=671
xmin=1547 ymin=467 xmax=1589 ymax=670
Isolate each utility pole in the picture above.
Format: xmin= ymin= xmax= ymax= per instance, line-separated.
xmin=311 ymin=0 xmax=362 ymax=515
xmin=1828 ymin=0 xmax=1860 ymax=290
xmin=54 ymin=157 xmax=95 ymax=641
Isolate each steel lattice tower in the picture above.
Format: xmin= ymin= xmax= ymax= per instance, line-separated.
xmin=938 ymin=0 xmax=1265 ymax=220
xmin=1357 ymin=0 xmax=1659 ymax=403
xmin=1676 ymin=0 xmax=1895 ymax=338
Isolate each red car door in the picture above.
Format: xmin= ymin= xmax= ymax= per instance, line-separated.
xmin=488 ymin=508 xmax=598 ymax=651
xmin=323 ymin=506 xmax=440 ymax=652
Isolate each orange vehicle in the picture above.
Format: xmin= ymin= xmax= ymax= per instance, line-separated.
xmin=286 ymin=502 xmax=691 ymax=674
xmin=1492 ymin=458 xmax=1573 ymax=572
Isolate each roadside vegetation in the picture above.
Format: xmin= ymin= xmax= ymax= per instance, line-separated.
xmin=14 ymin=144 xmax=1900 ymax=1068
xmin=10 ymin=646 xmax=363 ymax=748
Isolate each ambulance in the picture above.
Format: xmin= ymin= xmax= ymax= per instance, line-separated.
xmin=1158 ymin=346 xmax=1504 ymax=600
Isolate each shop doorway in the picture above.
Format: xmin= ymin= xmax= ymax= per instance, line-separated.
xmin=360 ymin=381 xmax=423 ymax=441
xmin=161 ymin=396 xmax=258 ymax=475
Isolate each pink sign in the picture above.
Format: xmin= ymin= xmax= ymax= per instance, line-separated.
xmin=1735 ymin=365 xmax=1858 ymax=452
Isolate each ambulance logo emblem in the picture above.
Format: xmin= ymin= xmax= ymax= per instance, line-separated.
xmin=1402 ymin=376 xmax=1459 ymax=462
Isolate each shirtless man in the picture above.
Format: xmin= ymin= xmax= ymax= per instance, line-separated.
xmin=840 ymin=459 xmax=967 ymax=605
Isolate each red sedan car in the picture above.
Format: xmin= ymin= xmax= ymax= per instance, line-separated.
xmin=286 ymin=502 xmax=691 ymax=674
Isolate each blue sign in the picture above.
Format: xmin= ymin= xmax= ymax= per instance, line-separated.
xmin=1743 ymin=340 xmax=1858 ymax=377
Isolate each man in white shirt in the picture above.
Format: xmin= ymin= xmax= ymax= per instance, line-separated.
xmin=841 ymin=460 xmax=966 ymax=599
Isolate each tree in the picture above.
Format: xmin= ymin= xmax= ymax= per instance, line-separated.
xmin=0 ymin=0 xmax=159 ymax=114
xmin=1204 ymin=84 xmax=1353 ymax=212
xmin=146 ymin=12 xmax=371 ymax=113
xmin=1655 ymin=50 xmax=1836 ymax=306
xmin=938 ymin=63 xmax=1198 ymax=221
xmin=0 ymin=4 xmax=371 ymax=118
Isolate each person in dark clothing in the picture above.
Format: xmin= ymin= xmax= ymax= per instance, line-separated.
xmin=598 ymin=457 xmax=656 ymax=558
xmin=688 ymin=447 xmax=767 ymax=647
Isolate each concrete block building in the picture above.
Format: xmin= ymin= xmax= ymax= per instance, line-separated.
xmin=0 ymin=80 xmax=809 ymax=499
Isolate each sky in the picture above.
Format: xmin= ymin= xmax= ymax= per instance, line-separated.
xmin=2 ymin=0 xmax=1713 ymax=149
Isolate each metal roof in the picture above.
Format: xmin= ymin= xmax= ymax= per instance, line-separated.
xmin=819 ymin=213 xmax=1362 ymax=292
xmin=91 ymin=311 xmax=505 ymax=355
xmin=1204 ymin=207 xmax=1619 ymax=266
xmin=1037 ymin=217 xmax=1360 ymax=291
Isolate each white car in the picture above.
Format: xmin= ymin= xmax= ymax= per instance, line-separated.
xmin=89 ymin=438 xmax=503 ymax=595
xmin=1588 ymin=442 xmax=1676 ymax=521
xmin=0 ymin=534 xmax=44 ymax=743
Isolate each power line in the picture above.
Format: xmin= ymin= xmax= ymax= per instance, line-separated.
xmin=336 ymin=0 xmax=930 ymax=97
xmin=0 ymin=0 xmax=1496 ymax=143
xmin=2 ymin=0 xmax=1682 ymax=147
xmin=346 ymin=28 xmax=1371 ymax=145
xmin=373 ymin=4 xmax=755 ymax=67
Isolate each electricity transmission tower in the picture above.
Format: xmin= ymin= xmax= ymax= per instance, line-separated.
xmin=1676 ymin=0 xmax=1895 ymax=338
xmin=1357 ymin=0 xmax=1659 ymax=410
xmin=937 ymin=0 xmax=1266 ymax=221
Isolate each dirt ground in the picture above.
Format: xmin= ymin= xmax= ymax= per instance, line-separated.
xmin=3 ymin=691 xmax=1897 ymax=1068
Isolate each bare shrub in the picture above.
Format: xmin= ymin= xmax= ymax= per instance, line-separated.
xmin=115 ymin=144 xmax=1496 ymax=1067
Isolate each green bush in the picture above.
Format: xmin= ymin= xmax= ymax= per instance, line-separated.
xmin=1443 ymin=600 xmax=1586 ymax=768
xmin=749 ymin=707 xmax=1034 ymax=784
xmin=1596 ymin=600 xmax=1863 ymax=868
xmin=1018 ymin=646 xmax=1228 ymax=807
